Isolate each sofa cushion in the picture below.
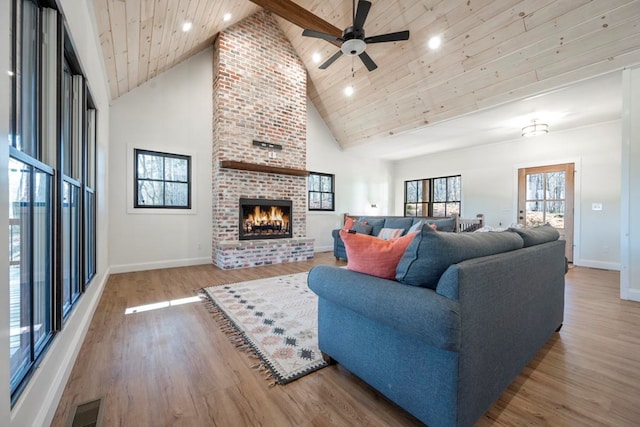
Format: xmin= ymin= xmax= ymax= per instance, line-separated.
xmin=351 ymin=221 xmax=373 ymax=235
xmin=508 ymin=224 xmax=560 ymax=247
xmin=396 ymin=226 xmax=524 ymax=289
xmin=408 ymin=219 xmax=424 ymax=233
xmin=358 ymin=217 xmax=386 ymax=236
xmin=383 ymin=217 xmax=414 ymax=232
xmin=378 ymin=228 xmax=405 ymax=240
xmin=341 ymin=229 xmax=418 ymax=280
xmin=426 ymin=217 xmax=457 ymax=232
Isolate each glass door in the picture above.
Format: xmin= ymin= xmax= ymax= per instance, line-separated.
xmin=518 ymin=163 xmax=575 ymax=262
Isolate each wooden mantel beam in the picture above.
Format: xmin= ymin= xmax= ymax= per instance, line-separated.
xmin=220 ymin=160 xmax=309 ymax=177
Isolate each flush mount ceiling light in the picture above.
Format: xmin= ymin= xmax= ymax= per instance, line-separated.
xmin=181 ymin=21 xmax=192 ymax=32
xmin=522 ymin=119 xmax=549 ymax=137
xmin=223 ymin=13 xmax=232 ymax=22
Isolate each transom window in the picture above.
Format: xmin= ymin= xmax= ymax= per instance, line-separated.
xmin=405 ymin=175 xmax=461 ymax=217
xmin=308 ymin=172 xmax=335 ymax=211
xmin=134 ymin=149 xmax=191 ymax=209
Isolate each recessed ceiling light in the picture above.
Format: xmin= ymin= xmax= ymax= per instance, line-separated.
xmin=223 ymin=13 xmax=232 ymax=22
xmin=182 ymin=21 xmax=192 ymax=32
xmin=428 ymin=36 xmax=441 ymax=50
xmin=7 ymin=70 xmax=14 ymax=77
xmin=344 ymin=85 xmax=354 ymax=97
xmin=312 ymin=52 xmax=322 ymax=64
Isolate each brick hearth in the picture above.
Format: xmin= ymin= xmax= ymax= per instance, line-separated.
xmin=211 ymin=10 xmax=312 ymax=269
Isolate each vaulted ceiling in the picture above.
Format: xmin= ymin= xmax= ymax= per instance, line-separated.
xmin=92 ymin=0 xmax=640 ymax=153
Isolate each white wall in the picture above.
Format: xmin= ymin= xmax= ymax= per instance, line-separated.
xmin=621 ymin=67 xmax=640 ymax=301
xmin=393 ymin=121 xmax=622 ymax=270
xmin=306 ymin=101 xmax=394 ymax=251
xmin=1 ymin=1 xmax=112 ymax=426
xmin=108 ymin=48 xmax=213 ymax=272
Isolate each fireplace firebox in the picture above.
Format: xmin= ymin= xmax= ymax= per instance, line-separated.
xmin=239 ymin=198 xmax=292 ymax=240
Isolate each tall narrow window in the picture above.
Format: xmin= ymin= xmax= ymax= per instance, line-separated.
xmin=308 ymin=172 xmax=335 ymax=211
xmin=134 ymin=149 xmax=191 ymax=208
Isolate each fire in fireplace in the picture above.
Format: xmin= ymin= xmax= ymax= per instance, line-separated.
xmin=239 ymin=198 xmax=292 ymax=240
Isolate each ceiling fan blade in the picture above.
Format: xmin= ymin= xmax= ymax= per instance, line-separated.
xmin=359 ymin=51 xmax=378 ymax=71
xmin=319 ymin=50 xmax=343 ymax=69
xmin=250 ymin=0 xmax=342 ymax=39
xmin=365 ymin=30 xmax=410 ymax=44
xmin=353 ymin=0 xmax=372 ymax=30
xmin=302 ymin=29 xmax=343 ymax=43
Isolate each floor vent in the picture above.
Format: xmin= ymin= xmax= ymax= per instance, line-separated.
xmin=67 ymin=397 xmax=104 ymax=427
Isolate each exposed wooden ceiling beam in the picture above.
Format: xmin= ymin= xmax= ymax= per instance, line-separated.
xmin=249 ymin=0 xmax=342 ymax=37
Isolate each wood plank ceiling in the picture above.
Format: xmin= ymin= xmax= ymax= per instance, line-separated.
xmin=93 ymin=0 xmax=640 ymax=150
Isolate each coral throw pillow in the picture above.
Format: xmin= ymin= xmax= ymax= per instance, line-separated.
xmin=343 ymin=217 xmax=355 ymax=230
xmin=340 ymin=229 xmax=418 ymax=280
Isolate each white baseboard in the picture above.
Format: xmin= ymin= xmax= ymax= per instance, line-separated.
xmin=624 ymin=288 xmax=640 ymax=302
xmin=574 ymin=259 xmax=621 ymax=271
xmin=110 ymin=257 xmax=211 ymax=274
xmin=314 ymin=245 xmax=333 ymax=253
xmin=12 ymin=267 xmax=111 ymax=427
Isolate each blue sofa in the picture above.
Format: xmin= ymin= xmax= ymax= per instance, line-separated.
xmin=308 ymin=225 xmax=565 ymax=427
xmin=332 ymin=215 xmax=459 ymax=260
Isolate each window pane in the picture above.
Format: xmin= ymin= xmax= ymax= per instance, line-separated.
xmin=433 ymin=202 xmax=446 ymax=217
xmin=85 ymin=191 xmax=96 ymax=283
xmin=33 ymin=170 xmax=52 ymax=350
xmin=321 ymin=193 xmax=333 ymax=209
xmin=62 ymin=64 xmax=72 ymax=175
xmin=9 ymin=158 xmax=32 ymax=379
xmin=138 ymin=180 xmax=164 ymax=206
xmin=62 ymin=182 xmax=70 ymax=312
xmin=546 ymin=172 xmax=565 ymax=200
xmin=70 ymin=185 xmax=80 ymax=302
xmin=405 ymin=203 xmax=416 ymax=216
xmin=433 ymin=178 xmax=447 ymax=202
xmin=165 ymin=156 xmax=188 ymax=182
xmin=546 ymin=201 xmax=565 ymax=229
xmin=320 ymin=175 xmax=332 ymax=192
xmin=448 ymin=176 xmax=461 ymax=201
xmin=419 ymin=180 xmax=427 ymax=202
xmin=309 ymin=174 xmax=320 ymax=192
xmin=137 ymin=153 xmax=163 ymax=180
xmin=526 ymin=201 xmax=545 ymax=227
xmin=309 ymin=192 xmax=321 ymax=209
xmin=526 ymin=173 xmax=544 ymax=200
xmin=165 ymin=182 xmax=188 ymax=206
xmin=446 ymin=202 xmax=460 ymax=216
xmin=406 ymin=181 xmax=417 ymax=203
xmin=17 ymin=0 xmax=39 ymax=156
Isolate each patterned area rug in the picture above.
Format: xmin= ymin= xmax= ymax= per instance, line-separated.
xmin=200 ymin=272 xmax=327 ymax=385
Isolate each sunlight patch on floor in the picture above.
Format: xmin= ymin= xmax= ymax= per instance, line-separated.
xmin=124 ymin=295 xmax=202 ymax=315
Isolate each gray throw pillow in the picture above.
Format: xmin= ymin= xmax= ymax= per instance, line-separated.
xmin=351 ymin=221 xmax=373 ymax=235
xmin=396 ymin=226 xmax=524 ymax=289
xmin=508 ymin=224 xmax=560 ymax=247
xmin=427 ymin=217 xmax=456 ymax=232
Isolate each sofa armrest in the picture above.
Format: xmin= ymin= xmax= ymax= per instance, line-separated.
xmin=308 ymin=265 xmax=461 ymax=351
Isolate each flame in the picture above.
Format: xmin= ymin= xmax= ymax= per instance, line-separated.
xmin=246 ymin=206 xmax=286 ymax=225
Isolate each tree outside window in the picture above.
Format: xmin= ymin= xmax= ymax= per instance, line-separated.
xmin=308 ymin=172 xmax=335 ymax=211
xmin=405 ymin=175 xmax=461 ymax=217
xmin=134 ymin=149 xmax=191 ymax=209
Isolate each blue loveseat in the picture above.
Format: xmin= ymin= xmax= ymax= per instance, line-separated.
xmin=308 ymin=225 xmax=565 ymax=427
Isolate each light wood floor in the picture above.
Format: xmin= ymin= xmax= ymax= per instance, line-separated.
xmin=51 ymin=254 xmax=640 ymax=426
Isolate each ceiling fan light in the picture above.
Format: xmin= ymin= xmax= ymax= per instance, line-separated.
xmin=522 ymin=120 xmax=549 ymax=137
xmin=341 ymin=39 xmax=366 ymax=56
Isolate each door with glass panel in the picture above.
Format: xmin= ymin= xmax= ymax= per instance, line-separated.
xmin=518 ymin=164 xmax=574 ymax=262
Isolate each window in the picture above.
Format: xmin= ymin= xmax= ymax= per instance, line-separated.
xmin=405 ymin=175 xmax=461 ymax=217
xmin=308 ymin=172 xmax=334 ymax=211
xmin=9 ymin=0 xmax=98 ymax=401
xmin=134 ymin=149 xmax=191 ymax=208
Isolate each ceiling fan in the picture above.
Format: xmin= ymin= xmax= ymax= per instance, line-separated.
xmin=301 ymin=0 xmax=410 ymax=71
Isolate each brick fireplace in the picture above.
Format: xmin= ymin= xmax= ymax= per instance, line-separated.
xmin=212 ymin=11 xmax=313 ymax=269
